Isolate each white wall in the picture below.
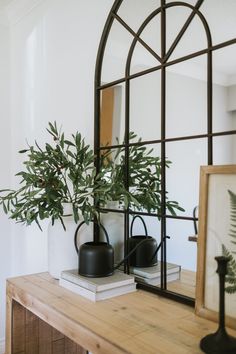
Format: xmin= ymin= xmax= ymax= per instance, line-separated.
xmin=0 ymin=22 xmax=11 ymax=348
xmin=0 ymin=0 xmax=113 ymax=345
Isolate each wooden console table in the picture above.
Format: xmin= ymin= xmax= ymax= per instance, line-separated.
xmin=5 ymin=272 xmax=236 ymax=354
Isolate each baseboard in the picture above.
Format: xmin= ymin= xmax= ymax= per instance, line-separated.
xmin=0 ymin=338 xmax=5 ymax=354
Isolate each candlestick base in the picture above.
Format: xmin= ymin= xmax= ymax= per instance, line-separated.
xmin=200 ymin=328 xmax=236 ymax=353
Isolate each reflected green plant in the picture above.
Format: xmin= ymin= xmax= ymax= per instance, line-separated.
xmin=100 ymin=132 xmax=185 ymax=216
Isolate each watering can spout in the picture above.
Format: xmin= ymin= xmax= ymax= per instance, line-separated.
xmin=150 ymin=235 xmax=171 ymax=261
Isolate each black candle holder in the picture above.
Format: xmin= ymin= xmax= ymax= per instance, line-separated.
xmin=200 ymin=256 xmax=236 ymax=353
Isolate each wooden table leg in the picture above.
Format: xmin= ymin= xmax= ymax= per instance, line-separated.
xmin=5 ymin=292 xmax=13 ymax=354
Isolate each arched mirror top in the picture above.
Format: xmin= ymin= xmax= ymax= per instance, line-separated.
xmin=94 ymin=0 xmax=236 ymax=304
xmin=95 ymin=0 xmax=236 ymax=88
xmin=95 ymin=0 xmax=212 ymax=86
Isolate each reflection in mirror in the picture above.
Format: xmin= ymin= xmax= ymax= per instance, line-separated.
xmin=166 ymin=139 xmax=207 ymax=217
xmin=200 ymin=0 xmax=236 ymax=45
xmin=212 ymin=45 xmax=236 ymax=145
xmin=165 ymin=5 xmax=192 ymax=54
xmin=117 ymin=0 xmax=160 ymax=32
xmin=138 ymin=14 xmax=161 ymax=64
xmin=100 ymin=83 xmax=125 ymax=147
xmin=101 ymin=19 xmax=133 ymax=83
xmin=213 ymin=135 xmax=235 ymax=165
xmin=124 ymin=142 xmax=185 ymax=217
xmin=97 ymin=0 xmax=236 ymax=301
xmin=130 ymin=41 xmax=160 ymax=75
xmin=166 ymin=218 xmax=197 ymax=298
xmin=166 ymin=55 xmax=207 ymax=138
xmin=167 ymin=8 xmax=208 ymax=62
xmin=128 ymin=215 xmax=162 ymax=288
xmin=130 ymin=71 xmax=161 ymax=142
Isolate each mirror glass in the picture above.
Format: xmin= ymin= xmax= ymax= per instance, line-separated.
xmin=130 ymin=72 xmax=161 ymax=141
xmin=130 ymin=41 xmax=160 ymax=75
xmin=100 ymin=83 xmax=125 ymax=147
xmin=166 ymin=55 xmax=207 ymax=138
xmin=212 ymin=45 xmax=236 ymax=133
xmin=200 ymin=0 xmax=236 ymax=44
xmin=166 ymin=219 xmax=196 ymax=298
xmin=117 ymin=0 xmax=160 ymax=32
xmin=101 ymin=19 xmax=134 ymax=83
xmin=213 ymin=135 xmax=235 ymax=165
xmin=166 ymin=138 xmax=207 ymax=217
xmin=98 ymin=0 xmax=236 ymax=299
xmin=166 ymin=5 xmax=192 ymax=54
xmin=168 ymin=12 xmax=208 ymax=61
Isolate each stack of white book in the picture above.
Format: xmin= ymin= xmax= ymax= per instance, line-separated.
xmin=59 ymin=270 xmax=136 ymax=301
xmin=130 ymin=262 xmax=181 ymax=286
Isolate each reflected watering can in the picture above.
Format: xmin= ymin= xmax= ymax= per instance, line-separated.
xmin=74 ymin=220 xmax=114 ymax=278
xmin=129 ymin=215 xmax=158 ymax=267
xmin=128 ymin=215 xmax=170 ymax=268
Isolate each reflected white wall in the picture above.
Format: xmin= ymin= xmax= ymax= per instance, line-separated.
xmin=101 ymin=53 xmax=235 ymax=271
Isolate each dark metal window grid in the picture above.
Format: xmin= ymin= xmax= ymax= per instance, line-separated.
xmin=94 ymin=0 xmax=236 ymax=307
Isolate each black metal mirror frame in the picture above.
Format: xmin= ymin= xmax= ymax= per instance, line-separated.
xmin=94 ymin=0 xmax=236 ymax=306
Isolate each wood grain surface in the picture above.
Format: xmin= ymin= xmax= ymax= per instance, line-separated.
xmin=6 ymin=272 xmax=236 ymax=354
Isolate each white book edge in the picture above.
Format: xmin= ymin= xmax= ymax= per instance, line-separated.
xmin=131 ymin=264 xmax=181 ymax=279
xmin=61 ymin=269 xmax=135 ymax=292
xmin=59 ymin=278 xmax=137 ymax=301
xmin=135 ymin=271 xmax=180 ymax=286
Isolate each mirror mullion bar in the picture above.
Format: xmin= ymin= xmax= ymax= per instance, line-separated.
xmin=98 ymin=38 xmax=236 ymax=91
xmin=98 ymin=129 xmax=236 ymax=151
xmin=113 ymin=13 xmax=162 ymax=63
xmin=99 ymin=207 xmax=199 ymax=221
xmin=161 ymin=0 xmax=167 ymax=290
xmin=164 ymin=0 xmax=204 ymax=62
xmin=207 ymin=50 xmax=213 ymax=164
xmin=124 ymin=78 xmax=130 ymax=274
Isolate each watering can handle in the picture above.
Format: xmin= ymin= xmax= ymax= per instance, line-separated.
xmin=130 ymin=215 xmax=148 ymax=238
xmin=74 ymin=220 xmax=110 ymax=254
xmin=193 ymin=206 xmax=198 ymax=235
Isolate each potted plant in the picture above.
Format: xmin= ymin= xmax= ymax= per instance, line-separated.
xmin=0 ymin=124 xmax=184 ymax=278
xmin=0 ymin=122 xmax=112 ymax=278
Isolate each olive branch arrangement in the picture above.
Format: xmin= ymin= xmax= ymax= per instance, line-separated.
xmin=0 ymin=122 xmax=184 ymax=230
xmin=222 ymin=189 xmax=236 ymax=294
xmin=0 ymin=122 xmax=111 ymax=229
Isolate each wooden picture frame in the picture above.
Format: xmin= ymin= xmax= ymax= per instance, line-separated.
xmin=195 ymin=165 xmax=236 ymax=329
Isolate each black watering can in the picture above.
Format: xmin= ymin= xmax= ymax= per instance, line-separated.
xmin=74 ymin=217 xmax=170 ymax=278
xmin=74 ymin=220 xmax=114 ymax=278
xmin=129 ymin=215 xmax=170 ymax=268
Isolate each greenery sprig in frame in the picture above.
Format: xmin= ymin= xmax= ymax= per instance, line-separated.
xmin=222 ymin=189 xmax=236 ymax=294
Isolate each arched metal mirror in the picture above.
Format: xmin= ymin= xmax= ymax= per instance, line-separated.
xmin=94 ymin=0 xmax=236 ymax=305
